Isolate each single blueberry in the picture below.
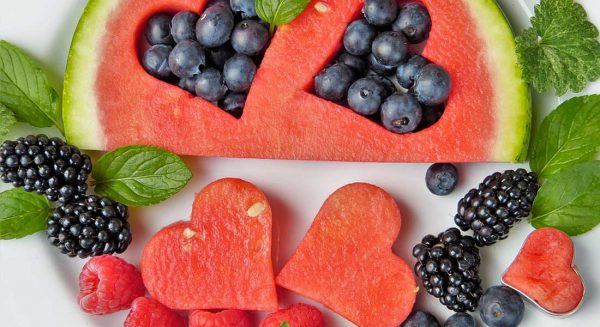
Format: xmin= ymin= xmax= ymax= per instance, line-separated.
xmin=144 ymin=13 xmax=174 ymax=45
xmin=231 ymin=20 xmax=270 ymax=56
xmin=426 ymin=163 xmax=459 ymax=196
xmin=230 ymin=0 xmax=257 ymax=18
xmin=343 ymin=19 xmax=377 ymax=56
xmin=413 ymin=64 xmax=452 ymax=106
xmin=142 ymin=44 xmax=173 ymax=79
xmin=393 ymin=2 xmax=432 ymax=43
xmin=401 ymin=311 xmax=441 ymax=327
xmin=220 ymin=92 xmax=246 ymax=118
xmin=363 ymin=0 xmax=398 ymax=26
xmin=347 ymin=78 xmax=386 ymax=115
xmin=380 ymin=93 xmax=422 ymax=133
xmin=223 ymin=54 xmax=257 ymax=92
xmin=171 ymin=11 xmax=199 ymax=43
xmin=168 ymin=40 xmax=205 ymax=78
xmin=196 ymin=5 xmax=235 ymax=47
xmin=396 ymin=54 xmax=429 ymax=89
xmin=337 ymin=52 xmax=368 ymax=76
xmin=314 ymin=63 xmax=355 ymax=101
xmin=207 ymin=44 xmax=236 ymax=68
xmin=195 ymin=68 xmax=228 ymax=102
xmin=367 ymin=53 xmax=396 ymax=76
xmin=479 ymin=286 xmax=524 ymax=327
xmin=444 ymin=313 xmax=476 ymax=327
xmin=372 ymin=31 xmax=408 ymax=66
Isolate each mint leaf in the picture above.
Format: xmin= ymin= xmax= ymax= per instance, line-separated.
xmin=280 ymin=323 xmax=291 ymax=327
xmin=530 ymin=161 xmax=600 ymax=235
xmin=530 ymin=95 xmax=600 ymax=179
xmin=256 ymin=0 xmax=310 ymax=34
xmin=0 ymin=40 xmax=62 ymax=132
xmin=92 ymin=145 xmax=193 ymax=207
xmin=0 ymin=104 xmax=16 ymax=138
xmin=0 ymin=188 xmax=52 ymax=239
xmin=515 ymin=0 xmax=600 ymax=95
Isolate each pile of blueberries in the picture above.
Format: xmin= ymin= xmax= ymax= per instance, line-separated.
xmin=141 ymin=0 xmax=268 ymax=118
xmin=314 ymin=0 xmax=451 ymax=134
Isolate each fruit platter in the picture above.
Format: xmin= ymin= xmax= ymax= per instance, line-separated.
xmin=1 ymin=0 xmax=599 ymax=326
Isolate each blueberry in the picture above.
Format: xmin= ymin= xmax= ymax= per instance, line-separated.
xmin=195 ymin=68 xmax=228 ymax=102
xmin=207 ymin=44 xmax=236 ymax=68
xmin=144 ymin=13 xmax=174 ymax=45
xmin=220 ymin=92 xmax=246 ymax=118
xmin=231 ymin=20 xmax=270 ymax=56
xmin=168 ymin=40 xmax=205 ymax=78
xmin=347 ymin=78 xmax=386 ymax=115
xmin=444 ymin=313 xmax=476 ymax=327
xmin=396 ymin=54 xmax=429 ymax=89
xmin=363 ymin=0 xmax=398 ymax=26
xmin=178 ymin=75 xmax=200 ymax=93
xmin=207 ymin=0 xmax=231 ymax=8
xmin=401 ymin=311 xmax=441 ymax=327
xmin=479 ymin=286 xmax=524 ymax=327
xmin=343 ymin=19 xmax=377 ymax=56
xmin=426 ymin=163 xmax=459 ymax=196
xmin=196 ymin=5 xmax=234 ymax=47
xmin=393 ymin=2 xmax=432 ymax=43
xmin=230 ymin=0 xmax=256 ymax=18
xmin=413 ymin=64 xmax=452 ymax=106
xmin=314 ymin=63 xmax=355 ymax=101
xmin=223 ymin=54 xmax=257 ymax=92
xmin=418 ymin=105 xmax=444 ymax=130
xmin=367 ymin=53 xmax=396 ymax=75
xmin=337 ymin=52 xmax=368 ymax=76
xmin=372 ymin=31 xmax=408 ymax=66
xmin=142 ymin=44 xmax=173 ymax=79
xmin=381 ymin=93 xmax=422 ymax=133
xmin=171 ymin=11 xmax=199 ymax=43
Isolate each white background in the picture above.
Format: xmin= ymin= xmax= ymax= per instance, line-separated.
xmin=1 ymin=0 xmax=599 ymax=326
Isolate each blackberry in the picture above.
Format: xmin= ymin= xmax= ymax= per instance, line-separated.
xmin=0 ymin=135 xmax=92 ymax=203
xmin=47 ymin=195 xmax=131 ymax=258
xmin=413 ymin=228 xmax=483 ymax=312
xmin=454 ymin=169 xmax=539 ymax=246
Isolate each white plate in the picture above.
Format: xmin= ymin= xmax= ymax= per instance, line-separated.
xmin=0 ymin=0 xmax=599 ymax=326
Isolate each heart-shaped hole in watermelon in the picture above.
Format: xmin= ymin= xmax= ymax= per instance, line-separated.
xmin=311 ymin=0 xmax=450 ymax=134
xmin=138 ymin=0 xmax=270 ymax=119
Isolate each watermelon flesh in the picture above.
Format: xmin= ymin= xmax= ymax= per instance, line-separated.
xmin=276 ymin=183 xmax=417 ymax=327
xmin=64 ymin=0 xmax=530 ymax=162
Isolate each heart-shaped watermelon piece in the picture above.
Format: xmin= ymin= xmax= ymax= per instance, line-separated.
xmin=502 ymin=228 xmax=584 ymax=315
xmin=140 ymin=178 xmax=277 ymax=311
xmin=276 ymin=183 xmax=417 ymax=327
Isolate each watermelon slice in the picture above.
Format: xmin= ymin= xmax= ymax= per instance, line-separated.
xmin=64 ymin=0 xmax=530 ymax=162
xmin=276 ymin=183 xmax=417 ymax=327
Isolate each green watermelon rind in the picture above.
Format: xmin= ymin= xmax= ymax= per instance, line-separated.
xmin=63 ymin=0 xmax=118 ymax=150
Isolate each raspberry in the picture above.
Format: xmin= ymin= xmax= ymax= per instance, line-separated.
xmin=189 ymin=309 xmax=251 ymax=327
xmin=260 ymin=303 xmax=326 ymax=327
xmin=78 ymin=255 xmax=145 ymax=315
xmin=124 ymin=297 xmax=185 ymax=327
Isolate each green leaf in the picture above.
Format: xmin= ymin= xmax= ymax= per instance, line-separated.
xmin=0 ymin=40 xmax=62 ymax=132
xmin=280 ymin=323 xmax=290 ymax=327
xmin=0 ymin=188 xmax=52 ymax=239
xmin=515 ymin=0 xmax=600 ymax=95
xmin=256 ymin=0 xmax=310 ymax=33
xmin=530 ymin=95 xmax=600 ymax=179
xmin=530 ymin=161 xmax=600 ymax=235
xmin=0 ymin=104 xmax=16 ymax=138
xmin=92 ymin=145 xmax=193 ymax=207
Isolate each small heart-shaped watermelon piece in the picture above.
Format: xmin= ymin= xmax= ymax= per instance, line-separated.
xmin=276 ymin=183 xmax=417 ymax=327
xmin=502 ymin=228 xmax=584 ymax=315
xmin=141 ymin=178 xmax=277 ymax=311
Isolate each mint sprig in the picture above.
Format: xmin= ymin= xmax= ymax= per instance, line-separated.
xmin=0 ymin=188 xmax=52 ymax=240
xmin=256 ymin=0 xmax=310 ymax=34
xmin=92 ymin=145 xmax=193 ymax=207
xmin=0 ymin=104 xmax=16 ymax=138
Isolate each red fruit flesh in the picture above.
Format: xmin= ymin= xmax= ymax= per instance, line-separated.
xmin=189 ymin=309 xmax=251 ymax=327
xmin=78 ymin=255 xmax=145 ymax=315
xmin=502 ymin=228 xmax=584 ymax=314
xmin=124 ymin=297 xmax=185 ymax=327
xmin=276 ymin=183 xmax=417 ymax=327
xmin=141 ymin=178 xmax=277 ymax=310
xmin=260 ymin=303 xmax=325 ymax=327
